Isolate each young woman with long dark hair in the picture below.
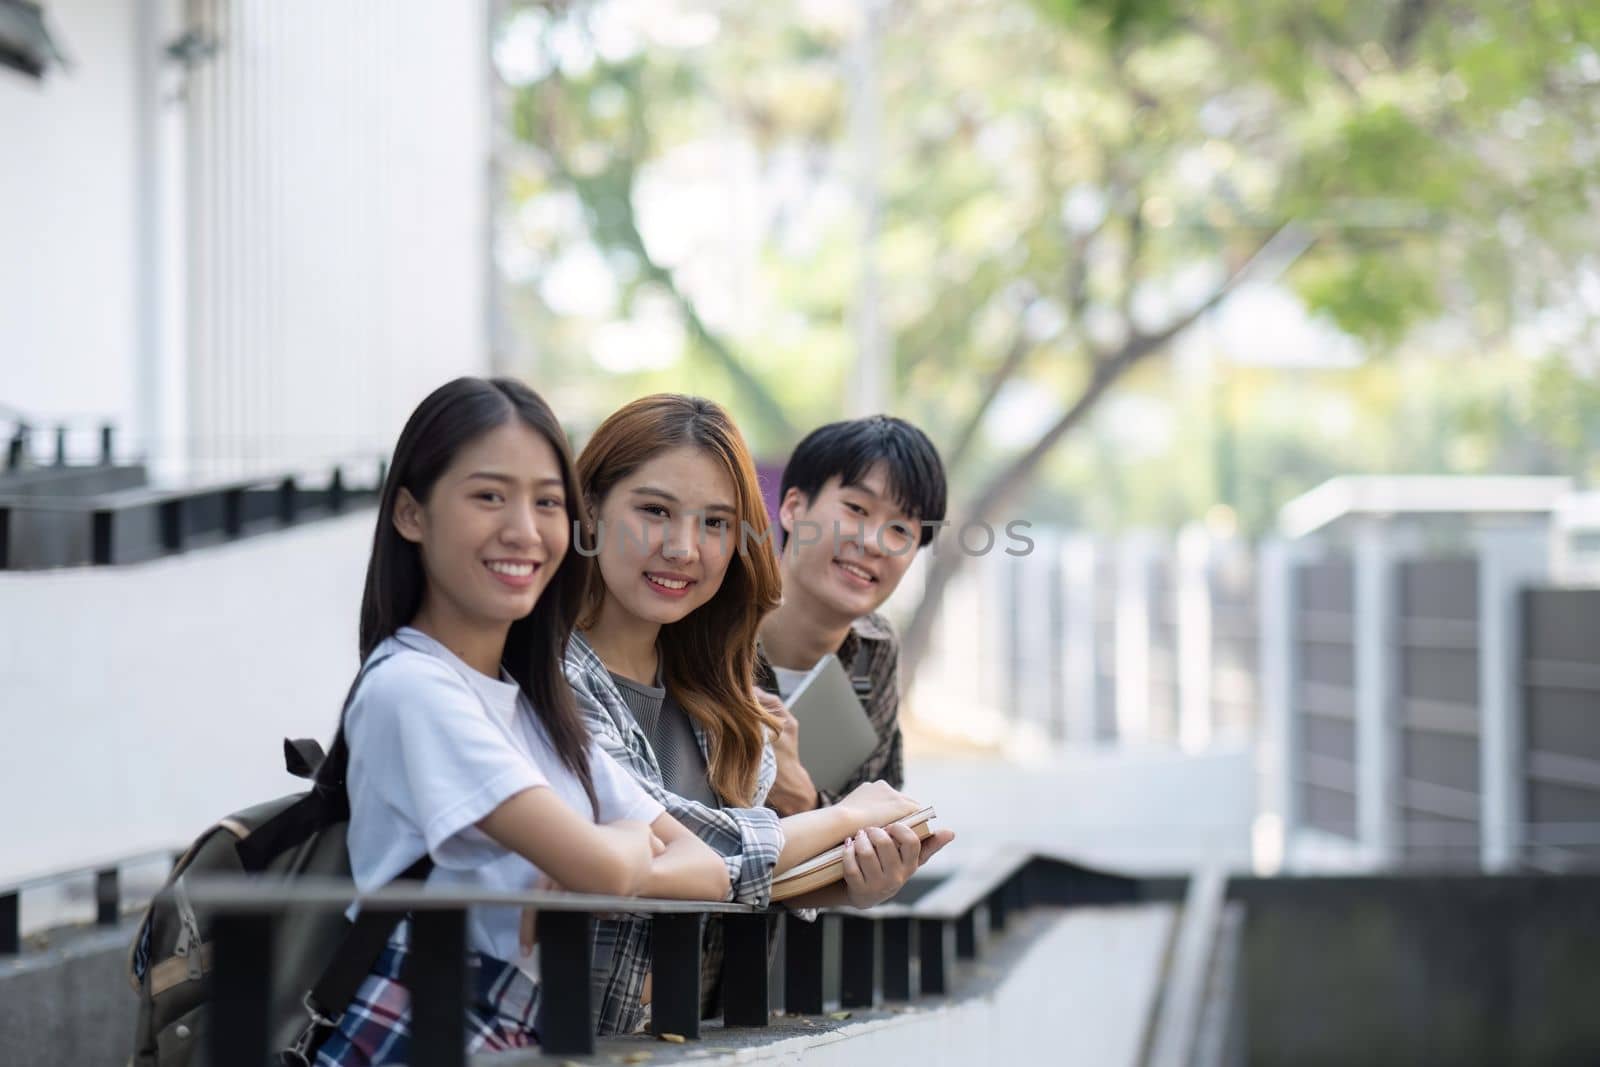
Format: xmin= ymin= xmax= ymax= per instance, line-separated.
xmin=316 ymin=378 xmax=727 ymax=1066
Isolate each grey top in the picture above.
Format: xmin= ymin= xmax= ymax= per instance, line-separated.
xmin=607 ymin=670 xmax=718 ymax=808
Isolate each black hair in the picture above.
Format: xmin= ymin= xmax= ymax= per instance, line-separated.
xmin=356 ymin=376 xmax=596 ymax=812
xmin=779 ymin=415 xmax=948 ymax=547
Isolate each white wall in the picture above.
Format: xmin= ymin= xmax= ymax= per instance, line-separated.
xmin=1 ymin=0 xmax=490 ymax=471
xmin=0 ymin=0 xmax=142 ymax=437
xmin=181 ymin=0 xmax=492 ymax=475
xmin=0 ymin=511 xmax=374 ymax=883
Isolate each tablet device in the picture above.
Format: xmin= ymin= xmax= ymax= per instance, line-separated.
xmin=785 ymin=653 xmax=879 ymax=795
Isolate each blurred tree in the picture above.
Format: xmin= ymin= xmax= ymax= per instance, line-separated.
xmin=493 ymin=0 xmax=1600 ymax=679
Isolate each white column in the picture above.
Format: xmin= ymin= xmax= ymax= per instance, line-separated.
xmin=1061 ymin=535 xmax=1098 ymax=746
xmin=1477 ymin=528 xmax=1549 ymax=872
xmin=846 ymin=0 xmax=887 ymax=416
xmin=1012 ymin=533 xmax=1056 ymax=743
xmin=1255 ymin=537 xmax=1301 ymax=874
xmin=1115 ymin=534 xmax=1158 ymax=744
xmin=1177 ymin=524 xmax=1215 ymax=752
xmin=135 ymin=0 xmax=191 ymax=480
xmin=1353 ymin=521 xmax=1399 ymax=868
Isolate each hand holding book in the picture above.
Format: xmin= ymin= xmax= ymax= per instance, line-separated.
xmin=771 ymin=799 xmax=948 ymax=903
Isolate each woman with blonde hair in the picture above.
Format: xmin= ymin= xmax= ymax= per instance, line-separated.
xmin=563 ymin=394 xmax=952 ymax=1034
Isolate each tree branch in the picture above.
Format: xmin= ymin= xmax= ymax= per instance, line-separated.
xmin=944 ymin=304 xmax=1037 ymax=473
xmin=900 ymin=223 xmax=1311 ymax=681
xmin=524 ymin=71 xmax=800 ymax=444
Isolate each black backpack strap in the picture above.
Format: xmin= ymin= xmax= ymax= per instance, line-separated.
xmin=303 ymin=851 xmax=434 ymax=1027
xmin=284 ymin=738 xmax=327 ymax=780
xmin=236 ymin=653 xmax=396 ymax=874
xmin=291 ymin=648 xmax=434 ymax=1052
xmin=313 ymin=651 xmax=397 ymax=794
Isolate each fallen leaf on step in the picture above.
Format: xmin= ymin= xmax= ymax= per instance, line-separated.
xmin=827 ymin=1011 xmax=853 ymax=1021
xmin=658 ymin=1033 xmax=686 ymax=1044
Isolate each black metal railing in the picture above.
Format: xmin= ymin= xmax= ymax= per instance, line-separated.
xmin=0 ymin=848 xmax=178 ymax=954
xmin=179 ymin=851 xmax=1178 ymax=1064
xmin=0 ymin=407 xmax=117 ymax=472
xmin=0 ymin=462 xmax=380 ymax=569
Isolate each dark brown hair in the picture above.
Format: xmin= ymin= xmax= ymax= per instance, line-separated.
xmin=358 ymin=376 xmax=596 ymax=811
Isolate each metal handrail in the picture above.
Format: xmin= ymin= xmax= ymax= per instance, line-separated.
xmin=0 ymin=847 xmax=180 ymax=955
xmin=171 ymin=852 xmax=1173 ymax=1064
xmin=0 ymin=458 xmax=381 ymax=569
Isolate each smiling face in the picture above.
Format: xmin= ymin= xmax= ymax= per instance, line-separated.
xmin=393 ymin=418 xmax=571 ymax=635
xmin=590 ymin=444 xmax=740 ymax=629
xmin=778 ymin=460 xmax=919 ymax=624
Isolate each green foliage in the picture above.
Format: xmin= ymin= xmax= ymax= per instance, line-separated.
xmin=495 ymin=0 xmax=1600 ymax=532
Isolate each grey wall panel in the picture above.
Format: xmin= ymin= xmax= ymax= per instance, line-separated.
xmin=1295 ymin=559 xmax=1356 ymax=839
xmin=1397 ymin=558 xmax=1480 ymax=869
xmin=1521 ymin=588 xmax=1600 ymax=869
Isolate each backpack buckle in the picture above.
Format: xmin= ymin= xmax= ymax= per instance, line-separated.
xmin=302 ymin=992 xmax=339 ymax=1029
xmin=282 ymin=993 xmax=339 ymax=1066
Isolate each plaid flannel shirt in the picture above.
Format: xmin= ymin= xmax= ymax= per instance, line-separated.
xmin=755 ymin=611 xmax=905 ymax=806
xmin=563 ymin=631 xmax=785 ymax=1035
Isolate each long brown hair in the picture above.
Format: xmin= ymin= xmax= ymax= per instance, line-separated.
xmin=356 ymin=376 xmax=597 ymax=813
xmin=576 ymin=394 xmax=782 ymax=806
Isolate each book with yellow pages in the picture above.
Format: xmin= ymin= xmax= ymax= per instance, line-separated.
xmin=769 ymin=806 xmax=938 ymax=902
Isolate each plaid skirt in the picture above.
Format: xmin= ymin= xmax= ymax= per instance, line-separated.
xmin=314 ymin=925 xmax=541 ymax=1066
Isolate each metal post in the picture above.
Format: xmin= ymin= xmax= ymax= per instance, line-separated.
xmin=839 ymin=915 xmax=877 ymax=1008
xmin=92 ymin=510 xmax=115 ymax=565
xmin=1354 ymin=521 xmax=1399 ymax=868
xmin=881 ymin=916 xmax=912 ymax=1001
xmin=917 ymin=918 xmax=954 ymax=996
xmin=209 ymin=912 xmax=273 ymax=1066
xmin=720 ymin=912 xmax=771 ymax=1027
xmin=986 ymin=886 xmax=1008 ymax=933
xmin=1478 ymin=529 xmax=1548 ymax=872
xmin=100 ymin=424 xmax=115 ymax=465
xmin=278 ymin=476 xmax=298 ymax=525
xmin=1062 ymin=536 xmax=1098 ymax=745
xmin=0 ymin=892 xmax=18 ymax=955
xmin=1256 ymin=538 xmax=1300 ymax=874
xmin=159 ymin=499 xmax=185 ymax=552
xmin=535 ymin=911 xmax=595 ymax=1055
xmin=1177 ymin=524 xmax=1216 ymax=752
xmin=650 ymin=913 xmax=703 ymax=1040
xmin=54 ymin=425 xmax=68 ymax=466
xmin=408 ymin=910 xmax=467 ymax=1067
xmin=1116 ymin=536 xmax=1157 ymax=743
xmin=783 ymin=912 xmax=825 ymax=1014
xmin=954 ymin=908 xmax=977 ymax=960
xmin=95 ymin=868 xmax=120 ymax=926
xmin=223 ymin=488 xmax=243 ymax=537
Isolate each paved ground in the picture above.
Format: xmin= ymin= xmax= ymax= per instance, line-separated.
xmin=901 ymin=732 xmax=1258 ymax=877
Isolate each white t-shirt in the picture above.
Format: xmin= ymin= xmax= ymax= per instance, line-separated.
xmin=344 ymin=626 xmax=663 ymax=976
xmin=769 ymin=663 xmax=812 ymax=701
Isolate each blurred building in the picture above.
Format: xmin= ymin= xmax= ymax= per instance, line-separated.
xmin=2 ymin=0 xmax=492 ymax=477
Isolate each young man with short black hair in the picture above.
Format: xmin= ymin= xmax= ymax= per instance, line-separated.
xmin=757 ymin=415 xmax=948 ymax=816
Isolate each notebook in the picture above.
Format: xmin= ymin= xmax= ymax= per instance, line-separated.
xmin=784 ymin=652 xmax=880 ymax=795
xmin=770 ymin=806 xmax=938 ymax=901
